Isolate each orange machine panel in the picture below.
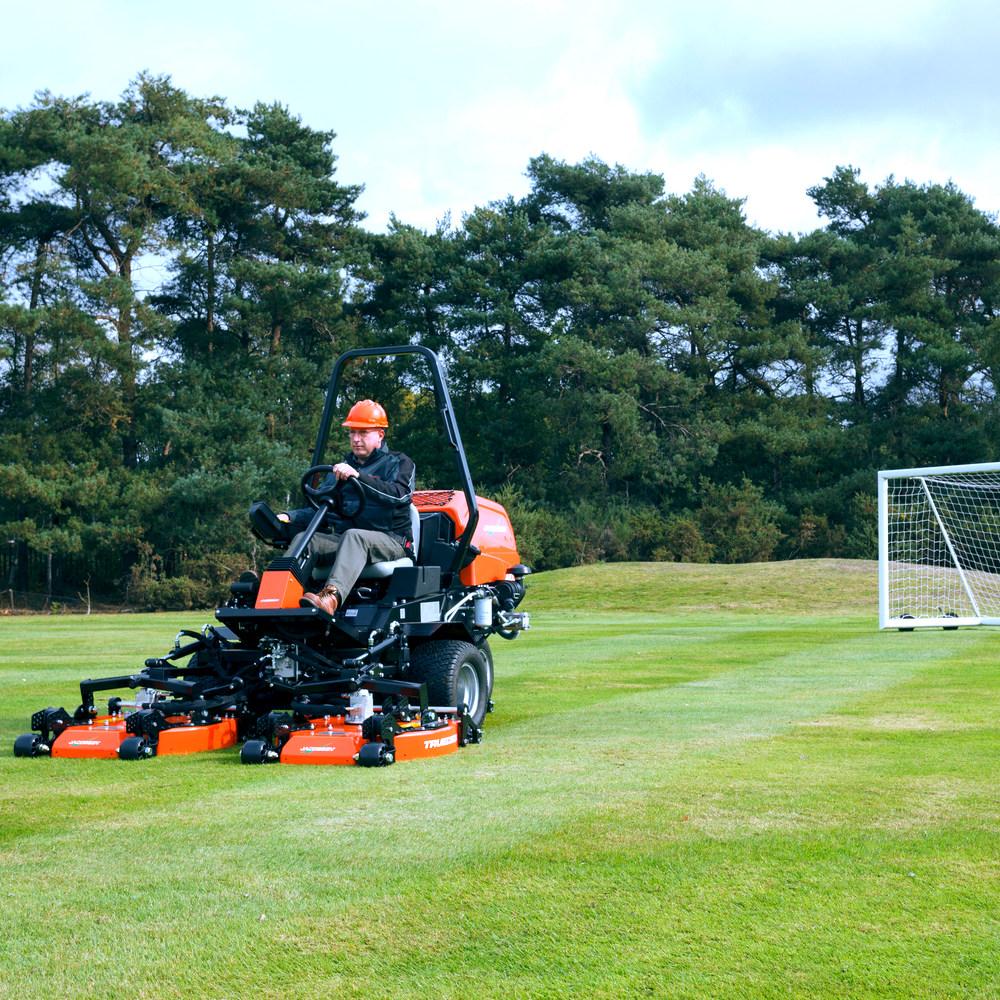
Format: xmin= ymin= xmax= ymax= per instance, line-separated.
xmin=393 ymin=720 xmax=461 ymax=761
xmin=255 ymin=569 xmax=304 ymax=610
xmin=280 ymin=721 xmax=364 ymax=765
xmin=52 ymin=716 xmax=128 ymax=758
xmin=414 ymin=491 xmax=520 ymax=586
xmin=156 ymin=718 xmax=238 ymax=755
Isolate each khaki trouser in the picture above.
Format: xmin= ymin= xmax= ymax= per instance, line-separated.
xmin=291 ymin=528 xmax=406 ymax=601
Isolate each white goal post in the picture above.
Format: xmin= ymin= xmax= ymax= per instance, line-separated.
xmin=879 ymin=461 xmax=1000 ymax=629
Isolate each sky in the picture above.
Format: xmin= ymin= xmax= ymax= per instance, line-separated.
xmin=2 ymin=0 xmax=999 ymax=235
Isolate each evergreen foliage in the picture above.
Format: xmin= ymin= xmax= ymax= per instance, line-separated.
xmin=4 ymin=76 xmax=1000 ymax=607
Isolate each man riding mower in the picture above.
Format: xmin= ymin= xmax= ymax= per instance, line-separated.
xmin=13 ymin=346 xmax=530 ymax=766
xmin=280 ymin=397 xmax=415 ymax=618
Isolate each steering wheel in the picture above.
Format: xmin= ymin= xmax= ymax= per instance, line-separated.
xmin=300 ymin=465 xmax=367 ymax=519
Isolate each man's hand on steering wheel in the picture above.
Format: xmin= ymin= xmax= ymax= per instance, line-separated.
xmin=331 ymin=462 xmax=359 ymax=481
xmin=299 ymin=464 xmax=366 ymax=518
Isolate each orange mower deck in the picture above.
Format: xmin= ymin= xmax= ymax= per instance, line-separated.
xmin=278 ymin=715 xmax=461 ymax=765
xmin=50 ymin=715 xmax=238 ymax=759
xmin=241 ymin=707 xmax=472 ymax=766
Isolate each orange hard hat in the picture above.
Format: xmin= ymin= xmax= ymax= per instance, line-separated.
xmin=342 ymin=399 xmax=388 ymax=429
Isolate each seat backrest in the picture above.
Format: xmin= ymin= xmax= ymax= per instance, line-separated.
xmin=356 ymin=503 xmax=419 ymax=581
xmin=409 ymin=502 xmax=421 ymax=558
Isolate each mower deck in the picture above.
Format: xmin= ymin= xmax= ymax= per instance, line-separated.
xmin=49 ymin=715 xmax=129 ymax=759
xmin=44 ymin=715 xmax=239 ymax=759
xmin=266 ymin=714 xmax=462 ymax=766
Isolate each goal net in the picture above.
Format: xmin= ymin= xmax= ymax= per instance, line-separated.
xmin=879 ymin=462 xmax=1000 ymax=628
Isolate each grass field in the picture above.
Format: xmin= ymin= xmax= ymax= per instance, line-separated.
xmin=1 ymin=559 xmax=998 ymax=998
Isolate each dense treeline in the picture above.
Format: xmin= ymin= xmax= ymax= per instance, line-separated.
xmin=3 ymin=75 xmax=1000 ymax=608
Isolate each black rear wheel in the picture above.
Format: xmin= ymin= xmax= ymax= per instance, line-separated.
xmin=408 ymin=640 xmax=493 ymax=727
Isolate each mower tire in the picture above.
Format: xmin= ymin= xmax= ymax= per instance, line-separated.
xmin=357 ymin=742 xmax=394 ymax=767
xmin=408 ymin=640 xmax=493 ymax=728
xmin=118 ymin=737 xmax=154 ymax=760
xmin=13 ymin=733 xmax=47 ymax=758
xmin=241 ymin=739 xmax=279 ymax=765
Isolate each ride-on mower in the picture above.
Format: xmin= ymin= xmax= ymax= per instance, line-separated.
xmin=14 ymin=346 xmax=530 ymax=766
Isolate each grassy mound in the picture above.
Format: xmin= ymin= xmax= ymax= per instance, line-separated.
xmin=527 ymin=558 xmax=878 ymax=615
xmin=1 ymin=561 xmax=996 ymax=998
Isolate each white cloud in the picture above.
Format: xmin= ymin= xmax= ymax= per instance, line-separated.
xmin=347 ymin=11 xmax=663 ymax=230
xmin=3 ymin=0 xmax=1000 ymax=236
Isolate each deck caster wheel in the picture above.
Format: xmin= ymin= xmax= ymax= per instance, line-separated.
xmin=459 ymin=716 xmax=483 ymax=747
xmin=241 ymin=739 xmax=279 ymax=765
xmin=356 ymin=742 xmax=394 ymax=767
xmin=118 ymin=737 xmax=154 ymax=760
xmin=13 ymin=733 xmax=48 ymax=758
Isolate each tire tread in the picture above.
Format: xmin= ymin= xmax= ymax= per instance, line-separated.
xmin=408 ymin=640 xmax=492 ymax=725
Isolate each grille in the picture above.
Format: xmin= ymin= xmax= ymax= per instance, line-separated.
xmin=414 ymin=490 xmax=456 ymax=507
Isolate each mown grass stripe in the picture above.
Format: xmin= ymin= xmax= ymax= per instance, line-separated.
xmin=1 ymin=564 xmax=998 ymax=998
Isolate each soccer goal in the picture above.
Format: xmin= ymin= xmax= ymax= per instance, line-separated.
xmin=879 ymin=462 xmax=1000 ymax=629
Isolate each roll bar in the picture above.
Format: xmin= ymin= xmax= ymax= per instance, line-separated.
xmin=312 ymin=345 xmax=480 ymax=580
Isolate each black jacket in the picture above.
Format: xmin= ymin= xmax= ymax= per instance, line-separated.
xmin=288 ymin=445 xmax=415 ymax=544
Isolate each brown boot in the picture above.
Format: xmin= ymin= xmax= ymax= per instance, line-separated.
xmin=300 ymin=585 xmax=339 ymax=615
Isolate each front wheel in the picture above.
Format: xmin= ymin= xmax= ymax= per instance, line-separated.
xmin=241 ymin=739 xmax=279 ymax=765
xmin=118 ymin=737 xmax=154 ymax=760
xmin=357 ymin=742 xmax=394 ymax=767
xmin=13 ymin=733 xmax=47 ymax=758
xmin=407 ymin=640 xmax=493 ymax=728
